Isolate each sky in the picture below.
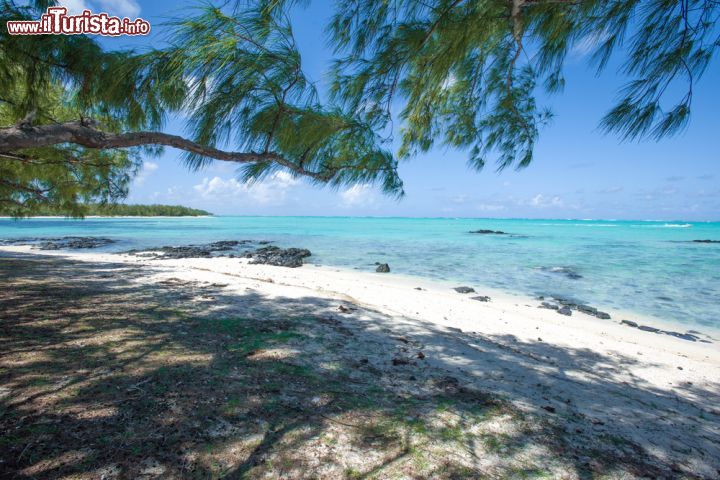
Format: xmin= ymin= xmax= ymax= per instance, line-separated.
xmin=55 ymin=0 xmax=720 ymax=220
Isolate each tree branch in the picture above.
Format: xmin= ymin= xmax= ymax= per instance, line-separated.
xmin=0 ymin=121 xmax=332 ymax=181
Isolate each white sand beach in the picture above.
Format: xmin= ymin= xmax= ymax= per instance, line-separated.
xmin=2 ymin=245 xmax=719 ymax=477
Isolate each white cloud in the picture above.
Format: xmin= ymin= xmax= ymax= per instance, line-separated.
xmin=133 ymin=161 xmax=158 ymax=186
xmin=529 ymin=194 xmax=564 ymax=208
xmin=340 ymin=184 xmax=377 ymax=208
xmin=58 ymin=0 xmax=141 ymax=17
xmin=95 ymin=0 xmax=141 ymax=17
xmin=570 ymin=31 xmax=610 ymax=59
xmin=441 ymin=73 xmax=457 ymax=90
xmin=58 ymin=0 xmax=90 ymax=14
xmin=193 ymin=171 xmax=300 ymax=206
xmin=476 ymin=204 xmax=505 ymax=212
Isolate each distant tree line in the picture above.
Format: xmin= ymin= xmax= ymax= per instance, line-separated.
xmin=0 ymin=203 xmax=212 ymax=217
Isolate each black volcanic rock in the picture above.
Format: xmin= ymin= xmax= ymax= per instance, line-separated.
xmin=540 ymin=266 xmax=583 ymax=280
xmin=692 ymin=239 xmax=720 ymax=244
xmin=453 ymin=286 xmax=476 ymax=294
xmin=376 ymin=263 xmax=390 ymax=273
xmin=469 ymin=229 xmax=506 ymax=235
xmin=471 ymin=295 xmax=491 ymax=302
xmin=2 ymin=236 xmax=116 ymax=250
xmin=246 ymin=246 xmax=311 ymax=268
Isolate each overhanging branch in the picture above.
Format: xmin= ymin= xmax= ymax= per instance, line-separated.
xmin=0 ymin=121 xmax=332 ymax=181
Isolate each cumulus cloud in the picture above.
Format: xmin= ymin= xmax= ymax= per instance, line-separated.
xmin=58 ymin=0 xmax=90 ymax=14
xmin=339 ymin=184 xmax=378 ymax=208
xmin=58 ymin=0 xmax=141 ymax=17
xmin=476 ymin=204 xmax=505 ymax=212
xmin=95 ymin=0 xmax=141 ymax=17
xmin=529 ymin=194 xmax=564 ymax=208
xmin=132 ymin=161 xmax=158 ymax=186
xmin=193 ymin=171 xmax=300 ymax=206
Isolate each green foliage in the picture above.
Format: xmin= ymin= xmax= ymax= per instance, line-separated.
xmin=146 ymin=6 xmax=402 ymax=193
xmin=0 ymin=0 xmax=403 ymax=215
xmin=318 ymin=0 xmax=719 ymax=171
xmin=1 ymin=0 xmax=718 ymax=216
xmin=0 ymin=203 xmax=211 ymax=217
xmin=0 ymin=82 xmax=138 ymax=217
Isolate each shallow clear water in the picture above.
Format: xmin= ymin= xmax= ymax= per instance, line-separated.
xmin=1 ymin=216 xmax=719 ymax=329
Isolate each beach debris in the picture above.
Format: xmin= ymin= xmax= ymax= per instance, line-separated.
xmin=471 ymin=295 xmax=491 ymax=302
xmin=453 ymin=286 xmax=476 ymax=294
xmin=375 ymin=263 xmax=390 ymax=273
xmin=557 ymin=307 xmax=573 ymax=316
xmin=245 ymin=246 xmax=311 ymax=268
xmin=337 ymin=305 xmax=353 ymax=313
xmin=414 ymin=287 xmax=424 ymax=290
xmin=469 ymin=229 xmax=507 ymax=235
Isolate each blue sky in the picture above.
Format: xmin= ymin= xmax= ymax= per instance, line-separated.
xmin=59 ymin=0 xmax=719 ymax=220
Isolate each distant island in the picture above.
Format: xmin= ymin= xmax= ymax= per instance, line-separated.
xmin=0 ymin=204 xmax=212 ymax=217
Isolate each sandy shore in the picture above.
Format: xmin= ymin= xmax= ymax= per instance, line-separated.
xmin=2 ymin=245 xmax=720 ymax=477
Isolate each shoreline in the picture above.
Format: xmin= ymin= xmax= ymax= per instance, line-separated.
xmin=2 ymin=246 xmax=720 ymax=476
xmin=1 ymin=243 xmax=717 ymax=339
xmin=2 ymin=244 xmax=718 ymax=357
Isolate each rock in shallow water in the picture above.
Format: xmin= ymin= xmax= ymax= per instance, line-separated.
xmin=557 ymin=307 xmax=573 ymax=316
xmin=469 ymin=229 xmax=507 ymax=235
xmin=376 ymin=263 xmax=390 ymax=273
xmin=540 ymin=266 xmax=583 ymax=280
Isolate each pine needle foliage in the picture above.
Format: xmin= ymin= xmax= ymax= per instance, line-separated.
xmin=1 ymin=0 xmax=719 ymax=216
xmin=265 ymin=0 xmax=719 ymax=170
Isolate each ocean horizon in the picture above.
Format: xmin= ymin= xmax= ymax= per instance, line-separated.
xmin=2 ymin=216 xmax=719 ymax=331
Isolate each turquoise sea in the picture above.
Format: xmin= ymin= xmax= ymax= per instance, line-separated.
xmin=1 ymin=216 xmax=719 ymax=330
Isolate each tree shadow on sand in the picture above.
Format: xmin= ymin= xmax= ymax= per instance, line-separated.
xmin=0 ymin=252 xmax=718 ymax=479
